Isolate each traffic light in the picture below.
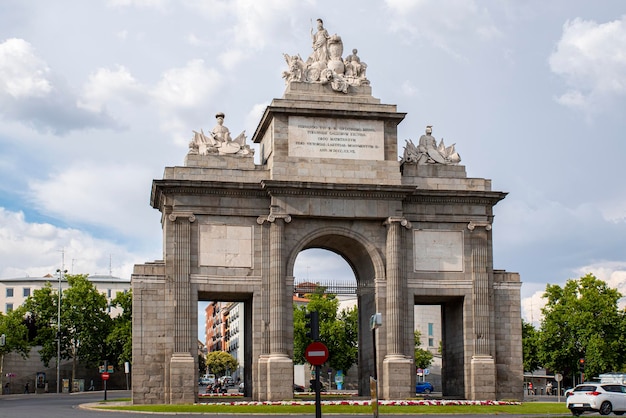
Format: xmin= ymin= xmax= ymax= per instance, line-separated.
xmin=305 ymin=310 xmax=319 ymax=341
xmin=579 ymin=358 xmax=585 ymax=371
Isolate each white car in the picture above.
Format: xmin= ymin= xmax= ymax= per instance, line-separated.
xmin=566 ymin=383 xmax=626 ymax=416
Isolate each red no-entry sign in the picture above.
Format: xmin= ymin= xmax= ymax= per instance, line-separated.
xmin=101 ymin=372 xmax=110 ymax=380
xmin=305 ymin=341 xmax=329 ymax=366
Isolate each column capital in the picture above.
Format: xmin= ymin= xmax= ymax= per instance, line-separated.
xmin=257 ymin=214 xmax=292 ymax=225
xmin=383 ymin=216 xmax=411 ymax=229
xmin=468 ymin=221 xmax=491 ymax=231
xmin=168 ymin=211 xmax=196 ymax=223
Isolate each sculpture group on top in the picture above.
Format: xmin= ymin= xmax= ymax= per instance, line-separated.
xmin=282 ymin=18 xmax=369 ymax=93
xmin=401 ymin=126 xmax=461 ymax=165
xmin=188 ymin=112 xmax=253 ymax=157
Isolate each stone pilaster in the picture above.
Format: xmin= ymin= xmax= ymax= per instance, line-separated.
xmin=469 ymin=222 xmax=496 ymax=400
xmin=167 ymin=211 xmax=196 ymax=404
xmin=257 ymin=213 xmax=293 ymax=400
xmin=382 ymin=217 xmax=412 ymax=400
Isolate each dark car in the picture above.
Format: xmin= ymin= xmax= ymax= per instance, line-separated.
xmin=416 ymin=381 xmax=434 ymax=394
xmin=294 ymin=383 xmax=306 ymax=392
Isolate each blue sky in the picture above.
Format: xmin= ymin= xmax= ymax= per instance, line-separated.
xmin=1 ymin=1 xmax=626 ymax=329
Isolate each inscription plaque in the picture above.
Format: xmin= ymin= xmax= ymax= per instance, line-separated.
xmin=199 ymin=224 xmax=253 ymax=268
xmin=413 ymin=230 xmax=464 ymax=272
xmin=288 ymin=116 xmax=384 ymax=160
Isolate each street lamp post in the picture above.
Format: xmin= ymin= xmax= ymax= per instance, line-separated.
xmin=56 ymin=268 xmax=66 ymax=394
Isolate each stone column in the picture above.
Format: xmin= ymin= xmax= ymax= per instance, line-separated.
xmin=468 ymin=221 xmax=496 ymax=400
xmin=256 ymin=213 xmax=293 ymax=401
xmin=382 ymin=217 xmax=412 ymax=400
xmin=167 ymin=212 xmax=196 ymax=404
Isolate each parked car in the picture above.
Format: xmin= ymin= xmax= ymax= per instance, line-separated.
xmin=219 ymin=376 xmax=234 ymax=387
xmin=293 ymin=383 xmax=306 ymax=392
xmin=566 ymin=383 xmax=626 ymax=416
xmin=199 ymin=374 xmax=215 ymax=386
xmin=416 ymin=381 xmax=434 ymax=394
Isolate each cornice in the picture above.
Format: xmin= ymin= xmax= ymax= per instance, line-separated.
xmin=405 ymin=190 xmax=507 ymax=206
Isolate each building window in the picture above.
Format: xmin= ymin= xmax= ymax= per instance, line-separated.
xmin=107 ymin=289 xmax=112 ymax=298
xmin=6 ymin=303 xmax=13 ymax=312
xmin=428 ymin=338 xmax=434 ymax=347
xmin=427 ymin=322 xmax=434 ymax=336
xmin=6 ymin=288 xmax=13 ymax=298
xmin=23 ymin=287 xmax=31 ymax=297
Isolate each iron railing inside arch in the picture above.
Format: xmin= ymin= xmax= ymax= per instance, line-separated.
xmin=293 ymin=280 xmax=375 ymax=296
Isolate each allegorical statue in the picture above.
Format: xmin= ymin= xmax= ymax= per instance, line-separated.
xmin=401 ymin=126 xmax=461 ymax=165
xmin=310 ymin=18 xmax=330 ymax=65
xmin=281 ymin=18 xmax=370 ymax=92
xmin=188 ymin=112 xmax=252 ymax=156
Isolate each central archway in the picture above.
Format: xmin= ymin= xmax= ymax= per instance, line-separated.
xmin=287 ymin=227 xmax=385 ymax=395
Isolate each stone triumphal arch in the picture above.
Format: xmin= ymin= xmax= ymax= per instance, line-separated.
xmin=131 ymin=22 xmax=523 ymax=404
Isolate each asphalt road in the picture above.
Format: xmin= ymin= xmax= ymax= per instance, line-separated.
xmin=0 ymin=390 xmax=585 ymax=418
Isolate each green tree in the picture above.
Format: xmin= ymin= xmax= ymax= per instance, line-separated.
xmin=198 ymin=354 xmax=207 ymax=375
xmin=106 ymin=290 xmax=132 ymax=367
xmin=23 ymin=282 xmax=58 ymax=367
xmin=414 ymin=330 xmax=434 ymax=369
xmin=522 ymin=319 xmax=541 ymax=372
xmin=538 ymin=273 xmax=626 ymax=380
xmin=0 ymin=306 xmax=32 ymax=389
xmin=24 ymin=275 xmax=113 ymax=377
xmin=293 ymin=288 xmax=359 ymax=375
xmin=205 ymin=351 xmax=238 ymax=377
xmin=59 ymin=275 xmax=112 ymax=381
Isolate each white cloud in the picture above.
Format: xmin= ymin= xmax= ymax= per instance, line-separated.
xmin=520 ymin=289 xmax=546 ymax=327
xmin=384 ymin=0 xmax=501 ymax=58
xmin=152 ymin=59 xmax=223 ymax=136
xmin=0 ymin=38 xmax=52 ymax=99
xmin=107 ymin=0 xmax=169 ymax=12
xmin=294 ymin=249 xmax=355 ymax=284
xmin=400 ymin=80 xmax=418 ymax=97
xmin=27 ymin=162 xmax=159 ymax=239
xmin=78 ymin=65 xmax=146 ymax=112
xmin=550 ymin=16 xmax=626 ymax=112
xmin=219 ymin=49 xmax=247 ymax=71
xmin=0 ymin=208 xmax=142 ymax=279
xmin=0 ymin=38 xmax=119 ymax=134
xmin=245 ymin=103 xmax=268 ymax=129
xmin=153 ymin=60 xmax=221 ymax=109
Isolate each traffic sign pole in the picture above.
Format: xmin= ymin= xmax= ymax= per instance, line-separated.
xmin=315 ymin=364 xmax=321 ymax=418
xmin=103 ymin=360 xmax=108 ymax=401
xmin=304 ymin=341 xmax=328 ymax=418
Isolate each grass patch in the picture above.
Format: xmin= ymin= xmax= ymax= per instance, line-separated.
xmin=99 ymin=401 xmax=571 ymax=415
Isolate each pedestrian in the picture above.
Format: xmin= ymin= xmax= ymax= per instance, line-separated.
xmin=24 ymin=382 xmax=29 ymax=394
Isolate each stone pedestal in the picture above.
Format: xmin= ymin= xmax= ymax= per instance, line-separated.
xmin=266 ymin=355 xmax=294 ymax=400
xmin=256 ymin=355 xmax=269 ymax=400
xmin=169 ymin=353 xmax=196 ymax=404
xmin=470 ymin=355 xmax=496 ymax=400
xmin=382 ymin=355 xmax=413 ymax=399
